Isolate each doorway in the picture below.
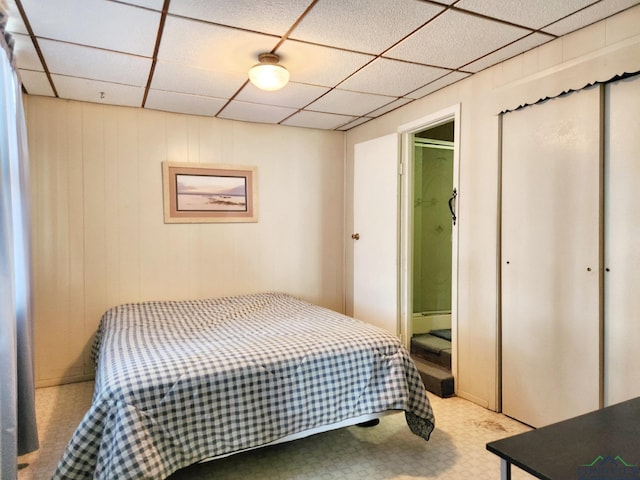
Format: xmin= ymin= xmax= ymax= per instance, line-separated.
xmin=399 ymin=106 xmax=460 ymax=397
xmin=412 ymin=127 xmax=454 ymax=335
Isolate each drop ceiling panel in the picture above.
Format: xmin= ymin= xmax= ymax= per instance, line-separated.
xmin=168 ymin=0 xmax=312 ymax=37
xmin=218 ymin=100 xmax=297 ymax=125
xmin=407 ymin=71 xmax=471 ymax=99
xmin=543 ymin=0 xmax=640 ymax=36
xmin=19 ymin=70 xmax=55 ymax=96
xmin=336 ymin=117 xmax=373 ymax=131
xmin=159 ymin=15 xmax=280 ymax=74
xmin=151 ymin=61 xmax=247 ymax=99
xmin=5 ymin=0 xmax=27 ymax=34
xmin=276 ymin=40 xmax=374 ymax=87
xmin=235 ymin=82 xmax=331 ymax=109
xmin=145 ymin=90 xmax=228 ymax=117
xmin=456 ymin=0 xmax=595 ymax=30
xmin=51 ymin=75 xmax=145 ymax=107
xmin=306 ymin=89 xmax=396 ymax=116
xmin=12 ymin=33 xmax=43 ymax=71
xmin=116 ymin=0 xmax=165 ymax=9
xmin=385 ymin=9 xmax=530 ymax=69
xmin=40 ymin=39 xmax=152 ymax=86
xmin=366 ymin=97 xmax=414 ymax=117
xmin=464 ymin=32 xmax=554 ymax=73
xmin=281 ymin=110 xmax=358 ymax=130
xmin=19 ymin=0 xmax=161 ymax=56
xmin=289 ymin=0 xmax=445 ymax=54
xmin=338 ymin=57 xmax=451 ymax=97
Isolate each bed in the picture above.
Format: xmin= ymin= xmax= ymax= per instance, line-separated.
xmin=53 ymin=292 xmax=435 ymax=479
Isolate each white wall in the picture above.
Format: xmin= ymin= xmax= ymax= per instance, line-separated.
xmin=26 ymin=97 xmax=346 ymax=387
xmin=345 ymin=6 xmax=640 ymax=410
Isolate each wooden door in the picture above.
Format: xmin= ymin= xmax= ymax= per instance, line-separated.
xmin=604 ymin=74 xmax=640 ymax=406
xmin=353 ymin=134 xmax=399 ymax=335
xmin=501 ymin=87 xmax=602 ymax=427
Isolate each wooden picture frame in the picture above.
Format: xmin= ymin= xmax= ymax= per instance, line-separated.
xmin=162 ymin=161 xmax=258 ymax=223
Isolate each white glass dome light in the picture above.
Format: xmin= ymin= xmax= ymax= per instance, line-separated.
xmin=248 ymin=53 xmax=290 ymax=91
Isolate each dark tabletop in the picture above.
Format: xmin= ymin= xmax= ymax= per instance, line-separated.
xmin=486 ymin=397 xmax=640 ymax=480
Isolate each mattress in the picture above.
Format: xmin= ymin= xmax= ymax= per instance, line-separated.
xmin=53 ymin=292 xmax=435 ymax=479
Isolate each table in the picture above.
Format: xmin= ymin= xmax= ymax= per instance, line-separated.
xmin=486 ymin=397 xmax=640 ymax=479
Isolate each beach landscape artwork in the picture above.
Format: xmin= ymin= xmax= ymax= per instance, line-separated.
xmin=176 ymin=174 xmax=247 ymax=212
xmin=162 ymin=161 xmax=257 ymax=223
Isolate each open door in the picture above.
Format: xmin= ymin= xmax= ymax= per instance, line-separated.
xmin=352 ymin=134 xmax=399 ymax=335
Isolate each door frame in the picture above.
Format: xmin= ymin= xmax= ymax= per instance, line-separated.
xmin=398 ymin=104 xmax=461 ymax=387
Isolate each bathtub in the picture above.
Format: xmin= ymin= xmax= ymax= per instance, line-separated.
xmin=412 ymin=311 xmax=451 ymax=335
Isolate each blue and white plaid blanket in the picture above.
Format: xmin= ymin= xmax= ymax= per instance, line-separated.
xmin=53 ymin=292 xmax=435 ymax=479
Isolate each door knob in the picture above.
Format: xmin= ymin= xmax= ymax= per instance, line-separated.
xmin=351 ymin=233 xmax=360 ymax=240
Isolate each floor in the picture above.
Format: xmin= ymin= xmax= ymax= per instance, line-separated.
xmin=18 ymin=381 xmax=536 ymax=480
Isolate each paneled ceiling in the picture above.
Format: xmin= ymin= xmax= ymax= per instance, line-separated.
xmin=5 ymin=0 xmax=640 ymax=130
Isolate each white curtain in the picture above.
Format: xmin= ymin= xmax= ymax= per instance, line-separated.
xmin=0 ymin=4 xmax=39 ymax=479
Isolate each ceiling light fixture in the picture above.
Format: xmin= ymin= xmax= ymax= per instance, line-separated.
xmin=248 ymin=53 xmax=290 ymax=91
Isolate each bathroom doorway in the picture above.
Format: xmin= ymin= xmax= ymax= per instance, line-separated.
xmin=399 ymin=108 xmax=459 ymax=397
xmin=412 ymin=125 xmax=454 ymax=335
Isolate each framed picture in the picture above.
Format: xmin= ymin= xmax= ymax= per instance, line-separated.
xmin=162 ymin=161 xmax=258 ymax=223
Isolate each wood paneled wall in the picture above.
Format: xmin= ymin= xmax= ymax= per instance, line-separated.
xmin=25 ymin=97 xmax=346 ymax=387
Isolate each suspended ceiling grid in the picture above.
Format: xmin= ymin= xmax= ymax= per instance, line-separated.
xmin=5 ymin=0 xmax=639 ymax=130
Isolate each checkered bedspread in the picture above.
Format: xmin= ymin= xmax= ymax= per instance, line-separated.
xmin=53 ymin=292 xmax=435 ymax=479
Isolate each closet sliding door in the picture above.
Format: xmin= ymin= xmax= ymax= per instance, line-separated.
xmin=501 ymin=87 xmax=602 ymax=428
xmin=604 ymin=74 xmax=640 ymax=406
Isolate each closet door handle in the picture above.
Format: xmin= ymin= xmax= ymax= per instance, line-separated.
xmin=448 ymin=188 xmax=457 ymax=226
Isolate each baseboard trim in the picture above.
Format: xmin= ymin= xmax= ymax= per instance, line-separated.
xmin=36 ymin=374 xmax=95 ymax=388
